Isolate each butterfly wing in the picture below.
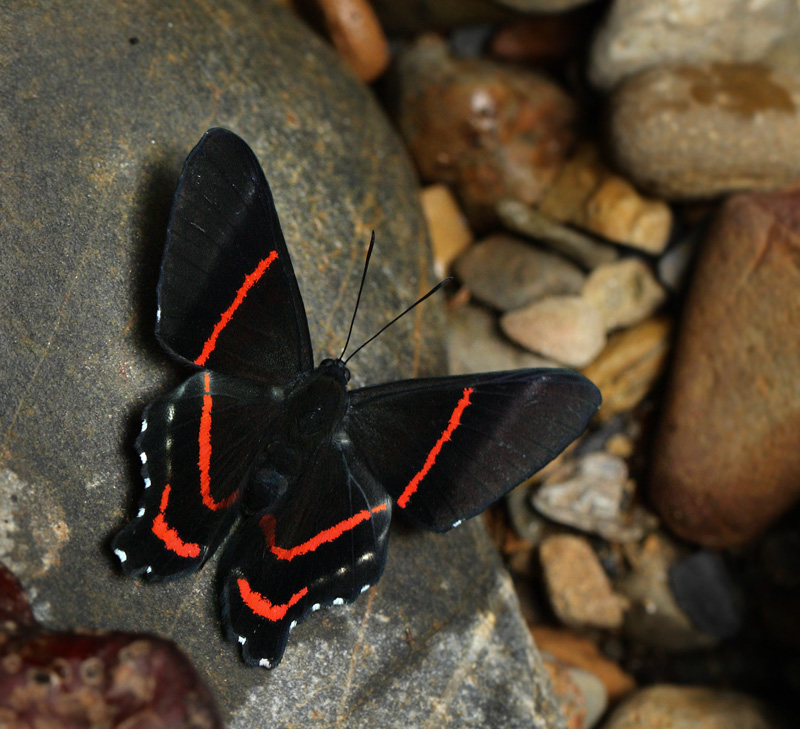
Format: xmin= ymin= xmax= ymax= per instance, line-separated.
xmin=156 ymin=127 xmax=314 ymax=382
xmin=344 ymin=368 xmax=601 ymax=532
xmin=112 ymin=371 xmax=280 ymax=581
xmin=219 ymin=438 xmax=392 ymax=668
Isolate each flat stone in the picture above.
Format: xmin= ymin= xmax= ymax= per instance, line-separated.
xmin=454 ymin=234 xmax=585 ymax=311
xmin=534 ymin=452 xmax=657 ymax=542
xmin=608 ymin=62 xmax=800 ymax=199
xmin=589 ymin=0 xmax=800 ymax=91
xmin=539 ymin=535 xmax=626 ymax=630
xmin=497 ymin=198 xmax=619 ymax=269
xmin=501 ymin=295 xmax=606 ymax=367
xmin=582 ymin=258 xmax=666 ymax=332
xmin=649 ymin=188 xmax=800 ymax=546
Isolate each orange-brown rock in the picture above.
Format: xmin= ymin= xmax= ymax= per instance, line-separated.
xmin=532 ymin=626 xmax=636 ymax=704
xmin=650 ymin=187 xmax=800 ymax=546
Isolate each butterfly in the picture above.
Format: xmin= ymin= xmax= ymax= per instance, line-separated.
xmin=112 ymin=128 xmax=601 ymax=669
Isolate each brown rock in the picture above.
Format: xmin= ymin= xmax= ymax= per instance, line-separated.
xmin=539 ymin=534 xmax=626 ymax=629
xmin=531 ymin=626 xmax=636 ymax=704
xmin=609 ymin=62 xmax=800 ymax=199
xmin=421 ymin=184 xmax=473 ymax=276
xmin=394 ymin=35 xmax=577 ymax=228
xmin=582 ymin=316 xmax=672 ymax=422
xmin=582 ymin=258 xmax=666 ymax=332
xmin=540 ymin=655 xmax=589 ymax=729
xmin=539 ymin=143 xmax=672 ymax=253
xmin=650 ymin=188 xmax=800 ymax=547
xmin=454 ymin=233 xmax=585 ymax=311
xmin=603 ymin=685 xmax=786 ymax=729
xmin=501 ymin=295 xmax=606 ymax=367
xmin=301 ymin=0 xmax=390 ymax=82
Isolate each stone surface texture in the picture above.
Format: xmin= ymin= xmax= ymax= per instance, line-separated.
xmin=608 ymin=62 xmax=800 ymax=199
xmin=589 ymin=0 xmax=800 ymax=91
xmin=0 ymin=3 xmax=564 ymax=727
xmin=649 ymin=188 xmax=800 ymax=547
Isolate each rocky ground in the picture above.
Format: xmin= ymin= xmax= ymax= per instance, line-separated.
xmin=1 ymin=1 xmax=799 ymax=727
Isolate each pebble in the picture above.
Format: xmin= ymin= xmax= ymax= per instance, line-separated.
xmin=421 ymin=184 xmax=473 ymax=277
xmin=581 ymin=316 xmax=672 ymax=422
xmin=533 ymin=452 xmax=657 ymax=542
xmin=658 ymin=230 xmax=700 ymax=292
xmin=589 ymin=0 xmax=800 ymax=91
xmin=608 ymin=62 xmax=800 ymax=199
xmin=447 ymin=302 xmax=556 ymax=375
xmin=539 ymin=143 xmax=673 ymax=254
xmin=454 ymin=233 xmax=585 ymax=311
xmin=668 ymin=550 xmax=743 ymax=639
xmin=501 ymin=295 xmax=606 ymax=367
xmin=582 ymin=258 xmax=666 ymax=332
xmin=394 ymin=35 xmax=577 ymax=228
xmin=311 ymin=0 xmax=390 ymax=82
xmin=497 ymin=198 xmax=619 ymax=269
xmin=540 ymin=534 xmax=626 ymax=630
xmin=602 ymin=685 xmax=786 ymax=729
xmin=649 ymin=188 xmax=800 ymax=547
xmin=531 ymin=627 xmax=636 ymax=705
xmin=616 ymin=534 xmax=718 ymax=652
xmin=540 ymin=654 xmax=593 ymax=729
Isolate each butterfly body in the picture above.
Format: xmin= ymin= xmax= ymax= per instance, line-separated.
xmin=112 ymin=128 xmax=601 ymax=668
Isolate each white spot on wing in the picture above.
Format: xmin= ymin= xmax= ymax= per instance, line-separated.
xmin=140 ymin=419 xmax=148 ymax=433
xmin=113 ymin=548 xmax=127 ymax=563
xmin=139 ymin=452 xmax=147 ymax=464
xmin=311 ymin=603 xmax=321 ymax=612
xmin=333 ymin=597 xmax=344 ymax=606
xmin=137 ymin=507 xmax=145 ymax=518
xmin=289 ymin=620 xmax=297 ymax=630
xmin=238 ymin=636 xmax=246 ymax=645
xmin=259 ymin=658 xmax=272 ymax=669
xmin=451 ymin=520 xmax=462 ymax=528
xmin=146 ymin=566 xmax=152 ymax=574
xmin=156 ymin=306 xmax=162 ymax=323
xmin=167 ymin=404 xmax=176 ymax=422
xmin=143 ymin=477 xmax=151 ymax=489
xmin=360 ymin=584 xmax=370 ymax=594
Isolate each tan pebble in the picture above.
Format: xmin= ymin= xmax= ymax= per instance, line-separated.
xmin=421 ymin=184 xmax=472 ymax=277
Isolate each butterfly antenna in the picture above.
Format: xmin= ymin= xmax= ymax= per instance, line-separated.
xmin=343 ymin=277 xmax=453 ymax=366
xmin=339 ymin=231 xmax=376 ymax=361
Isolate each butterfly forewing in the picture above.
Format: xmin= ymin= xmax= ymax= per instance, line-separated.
xmin=345 ymin=369 xmax=601 ymax=532
xmin=112 ymin=370 xmax=282 ymax=581
xmin=157 ymin=128 xmax=314 ymax=382
xmin=219 ymin=439 xmax=391 ymax=667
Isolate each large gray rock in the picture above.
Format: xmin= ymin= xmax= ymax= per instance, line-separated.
xmin=0 ymin=2 xmax=564 ymax=727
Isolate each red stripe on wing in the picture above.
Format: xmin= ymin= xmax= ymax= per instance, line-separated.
xmin=259 ymin=504 xmax=388 ymax=561
xmin=198 ymin=372 xmax=239 ymax=511
xmin=397 ymin=387 xmax=474 ymax=509
xmin=151 ymin=484 xmax=201 ymax=559
xmin=238 ymin=578 xmax=308 ymax=621
xmin=194 ymin=250 xmax=279 ymax=366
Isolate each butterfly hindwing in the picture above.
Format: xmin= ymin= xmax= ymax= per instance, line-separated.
xmin=112 ymin=370 xmax=281 ymax=581
xmin=345 ymin=368 xmax=601 ymax=532
xmin=156 ymin=128 xmax=314 ymax=382
xmin=219 ymin=439 xmax=392 ymax=668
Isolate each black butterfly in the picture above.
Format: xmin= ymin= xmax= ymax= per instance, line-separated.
xmin=112 ymin=128 xmax=601 ymax=668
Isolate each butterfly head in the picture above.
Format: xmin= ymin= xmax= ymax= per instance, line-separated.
xmin=318 ymin=357 xmax=351 ymax=384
